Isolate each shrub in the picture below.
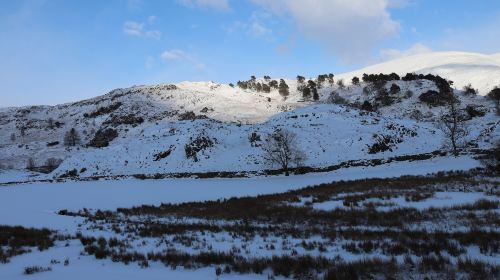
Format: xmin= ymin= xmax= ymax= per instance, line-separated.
xmin=185 ymin=134 xmax=215 ymax=162
xmin=24 ymin=266 xmax=52 ymax=275
xmin=84 ymin=102 xmax=122 ymax=118
xmin=463 ymin=84 xmax=477 ymax=95
xmin=389 ymin=83 xmax=401 ymax=95
xmin=361 ymin=101 xmax=374 ymax=111
xmin=104 ymin=114 xmax=144 ymax=127
xmin=352 ymin=76 xmax=360 ymax=85
xmin=368 ymin=134 xmax=400 ymax=154
xmin=465 ymin=105 xmax=486 ymax=118
xmin=419 ymin=90 xmax=451 ymax=106
xmin=59 ymin=169 xmax=78 ymax=178
xmin=278 ymin=79 xmax=289 ymax=98
xmin=248 ymin=132 xmax=262 ymax=147
xmin=179 ymin=111 xmax=201 ymax=121
xmin=154 ymin=146 xmax=175 ymax=161
xmin=87 ymin=128 xmax=118 ymax=148
xmin=328 ymin=92 xmax=348 ymax=105
xmin=46 ymin=141 xmax=59 ymax=147
xmin=40 ymin=158 xmax=62 ymax=173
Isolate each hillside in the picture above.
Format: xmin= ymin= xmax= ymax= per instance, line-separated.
xmin=337 ymin=51 xmax=500 ymax=95
xmin=0 ymin=52 xmax=499 ymax=182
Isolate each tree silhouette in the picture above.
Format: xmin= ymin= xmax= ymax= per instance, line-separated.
xmin=262 ymin=130 xmax=306 ymax=176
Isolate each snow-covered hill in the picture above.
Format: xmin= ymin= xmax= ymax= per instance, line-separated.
xmin=337 ymin=51 xmax=500 ymax=95
xmin=0 ymin=52 xmax=499 ymax=182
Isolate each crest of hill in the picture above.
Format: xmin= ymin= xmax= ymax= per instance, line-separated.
xmin=337 ymin=51 xmax=500 ymax=95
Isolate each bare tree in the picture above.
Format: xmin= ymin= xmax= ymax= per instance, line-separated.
xmin=64 ymin=128 xmax=81 ymax=147
xmin=10 ymin=133 xmax=16 ymax=142
xmin=20 ymin=126 xmax=26 ymax=143
xmin=26 ymin=157 xmax=36 ymax=171
xmin=44 ymin=158 xmax=62 ymax=173
xmin=261 ymin=129 xmax=306 ymax=176
xmin=439 ymin=97 xmax=468 ymax=156
xmin=487 ymin=86 xmax=500 ymax=115
xmin=481 ymin=141 xmax=499 ymax=174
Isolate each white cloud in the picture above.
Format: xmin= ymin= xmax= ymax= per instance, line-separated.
xmin=250 ymin=21 xmax=272 ymax=38
xmin=123 ymin=18 xmax=161 ymax=40
xmin=251 ymin=0 xmax=402 ymax=62
xmin=147 ymin=15 xmax=157 ymax=24
xmin=160 ymin=49 xmax=206 ymax=70
xmin=127 ymin=0 xmax=143 ymax=10
xmin=123 ymin=21 xmax=144 ymax=37
xmin=379 ymin=43 xmax=432 ymax=61
xmin=224 ymin=11 xmax=274 ymax=40
xmin=145 ymin=30 xmax=161 ymax=40
xmin=177 ymin=0 xmax=230 ymax=11
xmin=160 ymin=49 xmax=187 ymax=61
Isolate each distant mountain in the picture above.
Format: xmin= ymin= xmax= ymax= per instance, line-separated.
xmin=337 ymin=51 xmax=500 ymax=95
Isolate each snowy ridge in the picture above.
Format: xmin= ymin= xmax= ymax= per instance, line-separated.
xmin=337 ymin=51 xmax=500 ymax=95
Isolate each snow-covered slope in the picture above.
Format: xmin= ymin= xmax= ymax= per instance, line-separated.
xmin=0 ymin=52 xmax=499 ymax=181
xmin=337 ymin=51 xmax=500 ymax=95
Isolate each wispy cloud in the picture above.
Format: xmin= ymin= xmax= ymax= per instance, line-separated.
xmin=160 ymin=49 xmax=206 ymax=70
xmin=127 ymin=0 xmax=143 ymax=10
xmin=123 ymin=21 xmax=144 ymax=36
xmin=224 ymin=11 xmax=274 ymax=41
xmin=123 ymin=17 xmax=161 ymax=40
xmin=177 ymin=0 xmax=230 ymax=12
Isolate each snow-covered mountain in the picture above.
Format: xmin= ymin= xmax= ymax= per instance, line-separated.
xmin=338 ymin=51 xmax=500 ymax=95
xmin=0 ymin=52 xmax=499 ymax=182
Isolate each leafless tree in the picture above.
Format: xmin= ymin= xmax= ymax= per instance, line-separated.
xmin=64 ymin=128 xmax=81 ymax=146
xmin=20 ymin=126 xmax=26 ymax=143
xmin=26 ymin=157 xmax=36 ymax=171
xmin=480 ymin=141 xmax=499 ymax=174
xmin=10 ymin=133 xmax=16 ymax=142
xmin=47 ymin=118 xmax=55 ymax=129
xmin=44 ymin=158 xmax=62 ymax=173
xmin=439 ymin=97 xmax=468 ymax=156
xmin=487 ymin=86 xmax=500 ymax=115
xmin=262 ymin=129 xmax=306 ymax=176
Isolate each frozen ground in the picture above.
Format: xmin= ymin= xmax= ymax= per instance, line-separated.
xmin=0 ymin=241 xmax=274 ymax=280
xmin=0 ymin=155 xmax=478 ymax=230
xmin=0 ymin=155 xmax=493 ymax=279
xmin=311 ymin=191 xmax=499 ymax=211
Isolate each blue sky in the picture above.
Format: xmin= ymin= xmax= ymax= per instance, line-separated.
xmin=1 ymin=0 xmax=499 ymax=107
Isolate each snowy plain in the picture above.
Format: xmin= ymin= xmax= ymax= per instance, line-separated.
xmin=0 ymin=155 xmax=484 ymax=279
xmin=0 ymin=155 xmax=479 ymax=229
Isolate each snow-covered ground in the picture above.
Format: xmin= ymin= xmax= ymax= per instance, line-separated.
xmin=0 ymin=243 xmax=272 ymax=280
xmin=0 ymin=155 xmax=478 ymax=229
xmin=337 ymin=51 xmax=500 ymax=95
xmin=0 ymin=153 xmax=493 ymax=279
xmin=0 ymin=51 xmax=498 ymax=179
xmin=311 ymin=191 xmax=499 ymax=211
